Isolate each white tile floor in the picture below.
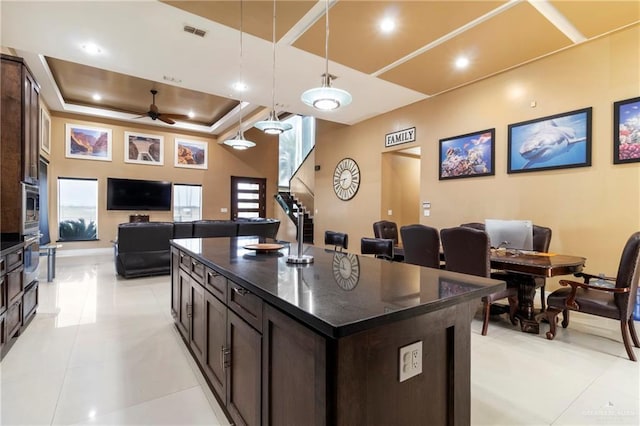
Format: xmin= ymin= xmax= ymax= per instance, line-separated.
xmin=1 ymin=253 xmax=638 ymax=425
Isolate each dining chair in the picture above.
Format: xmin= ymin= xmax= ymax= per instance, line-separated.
xmin=461 ymin=221 xmax=552 ymax=310
xmin=325 ymin=230 xmax=348 ymax=252
xmin=440 ymin=226 xmax=518 ymax=335
xmin=373 ymin=220 xmax=399 ymax=245
xmin=361 ymin=237 xmax=394 ymax=261
xmin=400 ymin=224 xmax=440 ymax=268
xmin=543 ymin=231 xmax=640 ymax=361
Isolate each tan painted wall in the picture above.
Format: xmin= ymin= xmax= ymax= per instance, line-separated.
xmin=315 ymin=25 xmax=640 ymax=290
xmin=45 ymin=112 xmax=278 ymax=250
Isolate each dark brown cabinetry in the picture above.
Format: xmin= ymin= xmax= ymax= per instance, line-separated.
xmin=172 ymin=250 xmax=262 ymax=426
xmin=1 ymin=243 xmax=27 ymax=359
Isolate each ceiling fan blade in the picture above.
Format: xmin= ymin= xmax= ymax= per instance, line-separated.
xmin=158 ymin=115 xmax=175 ymax=125
xmin=130 ymin=114 xmax=148 ymax=119
xmin=161 ymin=113 xmax=190 ymax=120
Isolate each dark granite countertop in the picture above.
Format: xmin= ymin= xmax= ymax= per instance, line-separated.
xmin=172 ymin=236 xmax=505 ymax=339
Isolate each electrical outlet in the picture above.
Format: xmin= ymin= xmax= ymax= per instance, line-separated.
xmin=221 ymin=208 xmax=228 ymax=213
xmin=399 ymin=341 xmax=423 ymax=382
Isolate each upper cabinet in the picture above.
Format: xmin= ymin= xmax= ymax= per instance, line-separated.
xmin=1 ymin=54 xmax=40 ymax=185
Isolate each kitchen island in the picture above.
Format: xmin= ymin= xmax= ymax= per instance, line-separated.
xmin=170 ymin=236 xmax=505 ymax=426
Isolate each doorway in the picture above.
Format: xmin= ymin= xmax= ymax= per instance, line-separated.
xmin=230 ymin=176 xmax=267 ymax=219
xmin=380 ymin=147 xmax=421 ymax=240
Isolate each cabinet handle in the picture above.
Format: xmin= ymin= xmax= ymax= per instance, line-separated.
xmin=232 ymin=286 xmax=250 ymax=296
xmin=222 ymin=347 xmax=231 ymax=369
xmin=186 ymin=303 xmax=192 ymax=318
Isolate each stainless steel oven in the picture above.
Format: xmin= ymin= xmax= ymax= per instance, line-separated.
xmin=23 ymin=233 xmax=40 ymax=286
xmin=22 ymin=183 xmax=39 ymax=235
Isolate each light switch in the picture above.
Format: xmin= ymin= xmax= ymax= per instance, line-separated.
xmin=221 ymin=208 xmax=228 ymax=213
xmin=387 ymin=209 xmax=393 ymax=216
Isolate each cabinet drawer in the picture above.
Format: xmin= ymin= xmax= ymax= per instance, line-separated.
xmin=0 ymin=276 xmax=6 ymax=314
xmin=7 ymin=265 xmax=24 ymax=305
xmin=6 ymin=299 xmax=22 ymax=340
xmin=190 ymin=259 xmax=205 ymax=285
xmin=23 ymin=281 xmax=38 ymax=323
xmin=179 ymin=252 xmax=191 ymax=272
xmin=228 ymin=281 xmax=263 ymax=332
xmin=204 ymin=267 xmax=226 ymax=302
xmin=1 ymin=257 xmax=5 ymax=275
xmin=6 ymin=249 xmax=23 ymax=271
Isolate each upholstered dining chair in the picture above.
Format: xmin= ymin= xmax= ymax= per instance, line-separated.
xmin=543 ymin=232 xmax=640 ymax=361
xmin=400 ymin=224 xmax=440 ymax=268
xmin=325 ymin=230 xmax=348 ymax=252
xmin=373 ymin=220 xmax=399 ymax=245
xmin=461 ymin=222 xmax=552 ymax=310
xmin=440 ymin=226 xmax=518 ymax=335
xmin=361 ymin=237 xmax=394 ymax=261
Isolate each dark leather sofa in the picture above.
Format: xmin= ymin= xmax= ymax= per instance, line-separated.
xmin=115 ymin=218 xmax=280 ymax=279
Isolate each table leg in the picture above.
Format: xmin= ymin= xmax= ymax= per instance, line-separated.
xmin=515 ymin=276 xmax=540 ymax=334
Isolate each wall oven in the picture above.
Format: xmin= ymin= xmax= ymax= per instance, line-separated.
xmin=23 ymin=233 xmax=40 ymax=286
xmin=22 ymin=182 xmax=39 ymax=235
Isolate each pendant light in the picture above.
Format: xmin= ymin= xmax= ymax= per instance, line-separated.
xmin=300 ymin=0 xmax=352 ymax=111
xmin=224 ymin=0 xmax=256 ymax=150
xmin=254 ymin=0 xmax=293 ymax=135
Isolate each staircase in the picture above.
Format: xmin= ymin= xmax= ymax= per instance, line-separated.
xmin=275 ymin=192 xmax=314 ymax=244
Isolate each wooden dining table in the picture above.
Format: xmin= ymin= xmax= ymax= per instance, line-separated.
xmin=489 ymin=250 xmax=586 ymax=333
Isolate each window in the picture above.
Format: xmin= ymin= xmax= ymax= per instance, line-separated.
xmin=173 ymin=184 xmax=202 ymax=222
xmin=278 ymin=115 xmax=315 ymax=188
xmin=57 ymin=177 xmax=98 ymax=241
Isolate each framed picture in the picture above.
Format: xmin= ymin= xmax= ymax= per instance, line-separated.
xmin=124 ymin=131 xmax=164 ymax=165
xmin=508 ymin=107 xmax=592 ymax=173
xmin=175 ymin=138 xmax=208 ymax=169
xmin=439 ymin=128 xmax=495 ymax=180
xmin=40 ymin=107 xmax=51 ymax=154
xmin=65 ymin=123 xmax=112 ymax=161
xmin=613 ymin=96 xmax=640 ymax=164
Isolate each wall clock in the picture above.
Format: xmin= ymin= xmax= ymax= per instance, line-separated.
xmin=332 ymin=252 xmax=360 ymax=290
xmin=333 ymin=158 xmax=360 ymax=201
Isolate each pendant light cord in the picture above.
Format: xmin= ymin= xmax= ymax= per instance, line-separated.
xmin=238 ymin=0 xmax=244 ymax=135
xmin=324 ymin=0 xmax=329 ymax=85
xmin=271 ymin=0 xmax=277 ymax=115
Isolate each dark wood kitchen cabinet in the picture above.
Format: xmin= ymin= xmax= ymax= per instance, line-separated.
xmin=1 ymin=243 xmax=28 ymax=359
xmin=172 ymin=250 xmax=262 ymax=426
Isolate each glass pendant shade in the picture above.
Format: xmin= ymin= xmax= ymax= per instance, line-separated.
xmin=301 ymin=76 xmax=352 ymax=111
xmin=254 ymin=111 xmax=293 ymax=135
xmin=223 ymin=131 xmax=256 ymax=150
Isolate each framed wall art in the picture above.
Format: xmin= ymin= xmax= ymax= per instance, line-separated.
xmin=65 ymin=123 xmax=112 ymax=161
xmin=508 ymin=107 xmax=591 ymax=173
xmin=439 ymin=128 xmax=495 ymax=180
xmin=124 ymin=131 xmax=164 ymax=165
xmin=613 ymin=96 xmax=640 ymax=164
xmin=40 ymin=107 xmax=51 ymax=155
xmin=175 ymin=138 xmax=208 ymax=169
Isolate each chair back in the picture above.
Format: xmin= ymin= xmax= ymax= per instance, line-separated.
xmin=361 ymin=237 xmax=394 ymax=260
xmin=118 ymin=222 xmax=174 ymax=253
xmin=400 ymin=224 xmax=440 ymax=268
xmin=192 ymin=220 xmax=238 ymax=237
xmin=615 ymin=232 xmax=640 ymax=315
xmin=440 ymin=226 xmax=490 ymax=277
xmin=460 ymin=222 xmax=485 ymax=231
xmin=373 ymin=220 xmax=399 ymax=245
xmin=325 ymin=231 xmax=348 ymax=251
xmin=532 ymin=225 xmax=552 ymax=252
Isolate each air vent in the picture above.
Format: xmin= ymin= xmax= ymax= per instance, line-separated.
xmin=183 ymin=25 xmax=207 ymax=38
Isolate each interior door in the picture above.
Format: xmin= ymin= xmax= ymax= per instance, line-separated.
xmin=230 ymin=176 xmax=266 ymax=220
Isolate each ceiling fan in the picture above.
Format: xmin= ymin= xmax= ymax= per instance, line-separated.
xmin=132 ymin=89 xmax=189 ymax=125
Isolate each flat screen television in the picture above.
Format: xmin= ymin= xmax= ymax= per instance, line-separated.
xmin=107 ymin=177 xmax=172 ymax=211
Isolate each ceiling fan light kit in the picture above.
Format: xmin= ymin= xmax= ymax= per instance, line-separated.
xmin=301 ymin=0 xmax=352 ymax=112
xmin=255 ymin=0 xmax=293 ymax=135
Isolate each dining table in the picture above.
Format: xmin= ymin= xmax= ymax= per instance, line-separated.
xmin=489 ymin=249 xmax=586 ymax=334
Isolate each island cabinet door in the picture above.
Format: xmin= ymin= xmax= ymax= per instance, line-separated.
xmin=202 ymin=291 xmax=227 ymax=398
xmin=170 ymin=248 xmax=180 ymax=318
xmin=189 ymin=280 xmax=206 ymax=362
xmin=262 ymin=305 xmax=327 ymax=426
xmin=226 ymin=310 xmax=261 ymax=426
xmin=176 ymin=269 xmax=191 ymax=340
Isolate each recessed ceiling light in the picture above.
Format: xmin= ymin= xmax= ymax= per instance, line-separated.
xmin=92 ymin=93 xmax=102 ymax=101
xmin=379 ymin=17 xmax=396 ymax=33
xmin=188 ymin=111 xmax=195 ymax=119
xmin=232 ymin=81 xmax=248 ymax=92
xmin=81 ymin=43 xmax=102 ymax=55
xmin=455 ymin=56 xmax=470 ymax=70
